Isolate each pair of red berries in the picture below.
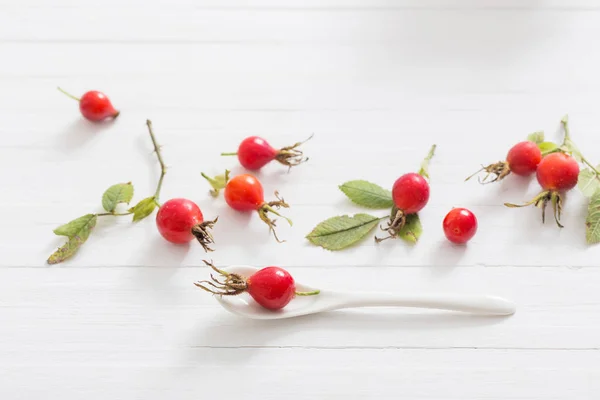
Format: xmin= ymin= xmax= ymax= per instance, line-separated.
xmin=473 ymin=140 xmax=579 ymax=192
xmin=387 ymin=172 xmax=477 ymax=244
xmin=506 ymin=141 xmax=579 ymax=192
xmin=156 ymin=174 xmax=289 ymax=246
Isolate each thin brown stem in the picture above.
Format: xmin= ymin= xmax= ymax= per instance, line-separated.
xmin=146 ymin=120 xmax=167 ymax=204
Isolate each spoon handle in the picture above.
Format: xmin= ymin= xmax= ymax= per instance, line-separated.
xmin=326 ymin=292 xmax=516 ymax=315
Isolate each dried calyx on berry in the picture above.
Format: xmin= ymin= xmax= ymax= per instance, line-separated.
xmin=504 ymin=118 xmax=582 ymax=228
xmin=194 ymin=260 xmax=319 ymax=310
xmin=466 ymin=140 xmax=542 ymax=184
xmin=221 ymin=134 xmax=313 ymax=171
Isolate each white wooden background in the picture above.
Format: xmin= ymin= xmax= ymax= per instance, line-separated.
xmin=2 ymin=0 xmax=600 ymax=398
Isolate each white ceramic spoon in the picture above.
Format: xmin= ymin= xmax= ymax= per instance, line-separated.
xmin=211 ymin=265 xmax=516 ymax=320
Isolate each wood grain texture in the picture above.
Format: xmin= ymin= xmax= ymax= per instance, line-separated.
xmin=2 ymin=0 xmax=600 ymax=398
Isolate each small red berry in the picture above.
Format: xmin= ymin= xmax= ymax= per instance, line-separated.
xmin=443 ymin=208 xmax=478 ymax=244
xmin=236 ymin=137 xmax=279 ymax=170
xmin=156 ymin=198 xmax=217 ymax=250
xmin=222 ymin=135 xmax=312 ymax=170
xmin=246 ymin=267 xmax=297 ymax=310
xmin=195 ymin=262 xmax=319 ymax=311
xmin=376 ymin=172 xmax=431 ymax=242
xmin=392 ymin=172 xmax=430 ymax=214
xmin=58 ymin=87 xmax=119 ymax=122
xmin=468 ymin=140 xmax=542 ymax=183
xmin=506 ymin=141 xmax=542 ymax=176
xmin=536 ymin=152 xmax=579 ymax=191
xmin=224 ymin=174 xmax=292 ymax=242
xmin=224 ymin=174 xmax=265 ymax=211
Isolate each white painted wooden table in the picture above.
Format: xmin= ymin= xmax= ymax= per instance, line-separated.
xmin=2 ymin=0 xmax=600 ymax=398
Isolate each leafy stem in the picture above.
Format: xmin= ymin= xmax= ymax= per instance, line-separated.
xmin=560 ymin=115 xmax=571 ymax=141
xmin=561 ymin=115 xmax=600 ymax=176
xmin=96 ymin=211 xmax=134 ymax=217
xmin=146 ymin=119 xmax=167 ymax=206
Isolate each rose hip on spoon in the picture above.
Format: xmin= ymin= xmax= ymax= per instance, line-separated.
xmin=196 ymin=264 xmax=516 ymax=319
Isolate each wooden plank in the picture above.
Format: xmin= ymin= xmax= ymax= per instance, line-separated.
xmin=1 ymin=267 xmax=600 ymax=349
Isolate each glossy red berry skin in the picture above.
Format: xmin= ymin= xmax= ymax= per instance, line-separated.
xmin=224 ymin=174 xmax=265 ymax=211
xmin=536 ymin=152 xmax=579 ymax=191
xmin=156 ymin=198 xmax=204 ymax=244
xmin=237 ymin=137 xmax=279 ymax=170
xmin=506 ymin=141 xmax=542 ymax=176
xmin=392 ymin=173 xmax=430 ymax=214
xmin=443 ymin=208 xmax=478 ymax=244
xmin=79 ymin=91 xmax=119 ymax=122
xmin=246 ymin=267 xmax=296 ymax=310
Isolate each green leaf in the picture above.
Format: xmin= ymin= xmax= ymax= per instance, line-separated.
xmin=418 ymin=144 xmax=437 ymax=180
xmin=129 ymin=196 xmax=158 ymax=222
xmin=578 ymin=168 xmax=600 ymax=198
xmin=339 ymin=180 xmax=393 ymax=209
xmin=397 ymin=213 xmax=423 ymax=243
xmin=306 ymin=213 xmax=381 ymax=250
xmin=102 ymin=183 xmax=134 ymax=212
xmin=48 ymin=214 xmax=97 ymax=264
xmin=201 ymin=170 xmax=230 ymax=197
xmin=585 ymin=190 xmax=600 ymax=244
xmin=53 ymin=214 xmax=97 ymax=239
xmin=47 ymin=236 xmax=85 ymax=264
xmin=538 ymin=141 xmax=558 ymax=154
xmin=527 ymin=131 xmax=545 ymax=144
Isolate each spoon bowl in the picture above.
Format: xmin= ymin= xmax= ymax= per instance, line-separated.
xmin=214 ymin=265 xmax=517 ymax=320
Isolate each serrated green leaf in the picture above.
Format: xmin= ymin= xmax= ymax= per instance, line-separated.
xmin=339 ymin=180 xmax=393 ymax=209
xmin=306 ymin=214 xmax=381 ymax=250
xmin=397 ymin=213 xmax=423 ymax=243
xmin=48 ymin=214 xmax=97 ymax=264
xmin=201 ymin=170 xmax=230 ymax=197
xmin=102 ymin=183 xmax=134 ymax=212
xmin=538 ymin=141 xmax=558 ymax=154
xmin=130 ymin=196 xmax=158 ymax=222
xmin=418 ymin=144 xmax=437 ymax=180
xmin=527 ymin=131 xmax=545 ymax=144
xmin=53 ymin=214 xmax=97 ymax=239
xmin=578 ymin=168 xmax=600 ymax=198
xmin=585 ymin=190 xmax=600 ymax=244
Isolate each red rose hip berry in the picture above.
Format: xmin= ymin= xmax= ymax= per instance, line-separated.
xmin=392 ymin=172 xmax=430 ymax=214
xmin=507 ymin=141 xmax=543 ymax=176
xmin=377 ymin=172 xmax=430 ymax=242
xmin=222 ymin=135 xmax=312 ymax=170
xmin=536 ymin=152 xmax=579 ymax=191
xmin=246 ymin=267 xmax=297 ymax=310
xmin=58 ymin=87 xmax=119 ymax=122
xmin=195 ymin=261 xmax=319 ymax=310
xmin=156 ymin=198 xmax=217 ymax=250
xmin=468 ymin=140 xmax=542 ymax=183
xmin=224 ymin=174 xmax=265 ymax=211
xmin=224 ymin=174 xmax=292 ymax=242
xmin=443 ymin=208 xmax=478 ymax=244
